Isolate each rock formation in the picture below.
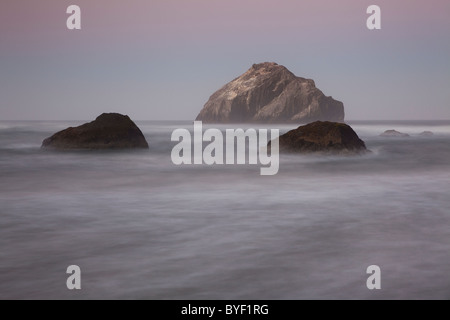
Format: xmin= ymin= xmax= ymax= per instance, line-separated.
xmin=380 ymin=130 xmax=410 ymax=138
xmin=196 ymin=62 xmax=345 ymax=123
xmin=271 ymin=121 xmax=368 ymax=154
xmin=419 ymin=131 xmax=434 ymax=137
xmin=42 ymin=113 xmax=149 ymax=150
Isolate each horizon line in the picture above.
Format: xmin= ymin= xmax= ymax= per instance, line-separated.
xmin=1 ymin=119 xmax=450 ymax=123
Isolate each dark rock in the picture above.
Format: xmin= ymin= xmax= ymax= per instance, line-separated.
xmin=41 ymin=113 xmax=149 ymax=150
xmin=272 ymin=121 xmax=368 ymax=154
xmin=196 ymin=62 xmax=345 ymax=123
xmin=419 ymin=131 xmax=434 ymax=137
xmin=380 ymin=130 xmax=410 ymax=138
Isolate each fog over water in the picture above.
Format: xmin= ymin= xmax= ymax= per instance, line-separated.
xmin=0 ymin=120 xmax=449 ymax=299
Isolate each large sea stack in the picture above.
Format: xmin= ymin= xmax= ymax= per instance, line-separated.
xmin=196 ymin=62 xmax=345 ymax=123
xmin=41 ymin=113 xmax=149 ymax=150
xmin=272 ymin=121 xmax=368 ymax=154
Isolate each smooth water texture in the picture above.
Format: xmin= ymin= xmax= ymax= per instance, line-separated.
xmin=0 ymin=120 xmax=450 ymax=299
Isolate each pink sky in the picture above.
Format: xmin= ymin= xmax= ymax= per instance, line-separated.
xmin=3 ymin=0 xmax=449 ymax=52
xmin=1 ymin=0 xmax=450 ymax=120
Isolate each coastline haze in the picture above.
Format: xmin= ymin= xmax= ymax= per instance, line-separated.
xmin=1 ymin=0 xmax=450 ymax=121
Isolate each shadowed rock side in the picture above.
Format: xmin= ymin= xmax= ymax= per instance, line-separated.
xmin=271 ymin=121 xmax=368 ymax=154
xmin=196 ymin=62 xmax=344 ymax=123
xmin=41 ymin=113 xmax=149 ymax=150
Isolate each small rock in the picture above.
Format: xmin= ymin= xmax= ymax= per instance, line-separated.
xmin=41 ymin=113 xmax=149 ymax=150
xmin=419 ymin=131 xmax=434 ymax=137
xmin=271 ymin=121 xmax=368 ymax=154
xmin=380 ymin=130 xmax=410 ymax=138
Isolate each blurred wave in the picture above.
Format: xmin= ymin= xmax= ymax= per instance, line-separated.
xmin=0 ymin=120 xmax=450 ymax=299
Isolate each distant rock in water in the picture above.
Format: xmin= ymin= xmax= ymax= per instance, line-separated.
xmin=272 ymin=121 xmax=368 ymax=154
xmin=380 ymin=130 xmax=410 ymax=138
xmin=41 ymin=113 xmax=149 ymax=150
xmin=419 ymin=131 xmax=434 ymax=137
xmin=196 ymin=62 xmax=345 ymax=123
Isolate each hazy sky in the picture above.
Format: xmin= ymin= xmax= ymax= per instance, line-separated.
xmin=1 ymin=0 xmax=450 ymax=120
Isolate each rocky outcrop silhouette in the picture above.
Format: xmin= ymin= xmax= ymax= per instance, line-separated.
xmin=42 ymin=113 xmax=149 ymax=150
xmin=419 ymin=131 xmax=434 ymax=137
xmin=272 ymin=121 xmax=367 ymax=154
xmin=380 ymin=130 xmax=410 ymax=138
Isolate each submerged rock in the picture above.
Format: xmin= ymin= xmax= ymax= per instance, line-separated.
xmin=380 ymin=130 xmax=410 ymax=138
xmin=272 ymin=121 xmax=368 ymax=154
xmin=41 ymin=113 xmax=149 ymax=150
xmin=196 ymin=62 xmax=345 ymax=123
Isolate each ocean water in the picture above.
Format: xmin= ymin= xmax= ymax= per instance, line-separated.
xmin=0 ymin=120 xmax=450 ymax=300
